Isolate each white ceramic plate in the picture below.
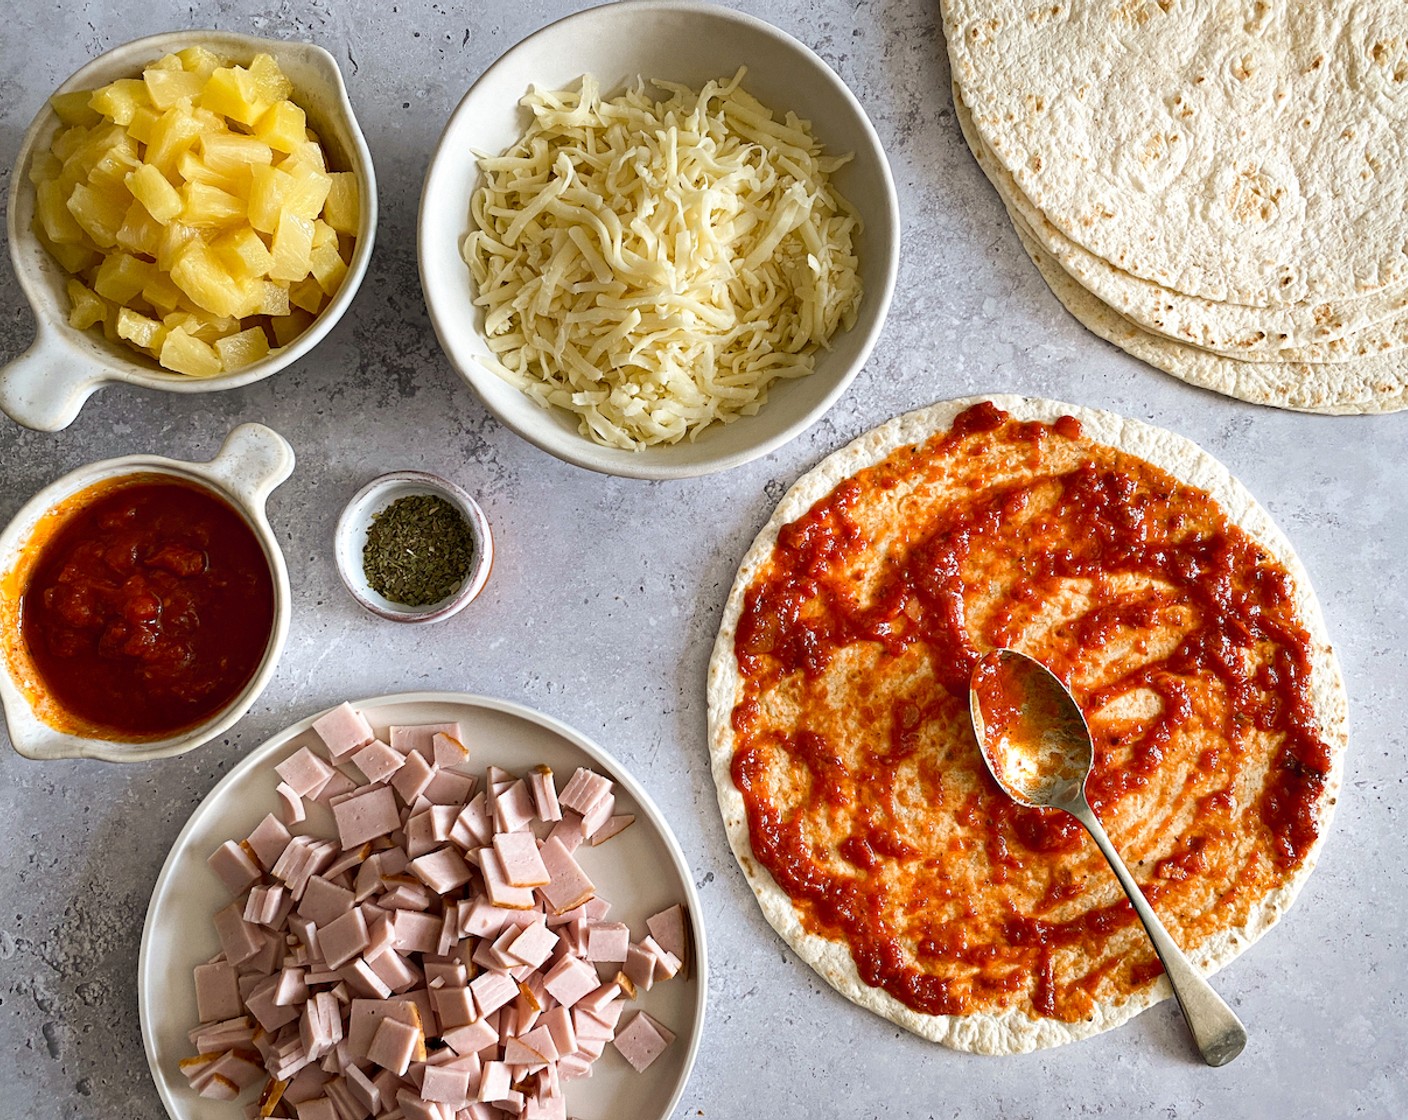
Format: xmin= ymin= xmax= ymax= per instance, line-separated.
xmin=139 ymin=692 xmax=707 ymax=1119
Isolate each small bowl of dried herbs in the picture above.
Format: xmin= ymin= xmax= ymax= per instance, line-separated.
xmin=334 ymin=471 xmax=493 ymax=623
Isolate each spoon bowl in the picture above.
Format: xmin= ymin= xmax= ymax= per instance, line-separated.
xmin=969 ymin=648 xmax=1248 ymax=1067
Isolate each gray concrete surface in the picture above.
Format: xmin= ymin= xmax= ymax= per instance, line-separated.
xmin=1 ymin=2 xmax=1404 ymax=1118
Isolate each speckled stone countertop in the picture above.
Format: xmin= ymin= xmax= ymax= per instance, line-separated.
xmin=1 ymin=2 xmax=1404 ymax=1117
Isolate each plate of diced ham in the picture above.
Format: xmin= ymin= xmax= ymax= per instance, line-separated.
xmin=138 ymin=692 xmax=705 ymax=1120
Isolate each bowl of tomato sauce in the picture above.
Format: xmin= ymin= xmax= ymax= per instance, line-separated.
xmin=0 ymin=423 xmax=294 ymax=762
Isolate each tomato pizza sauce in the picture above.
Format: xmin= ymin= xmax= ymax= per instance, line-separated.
xmin=728 ymin=403 xmax=1335 ymax=1023
xmin=12 ymin=476 xmax=275 ymax=740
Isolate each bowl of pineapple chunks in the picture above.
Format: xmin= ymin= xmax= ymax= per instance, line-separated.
xmin=1 ymin=31 xmax=377 ymax=431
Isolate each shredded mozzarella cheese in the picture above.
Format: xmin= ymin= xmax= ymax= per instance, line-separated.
xmin=462 ymin=69 xmax=863 ymax=450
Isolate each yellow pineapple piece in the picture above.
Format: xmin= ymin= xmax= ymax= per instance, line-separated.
xmin=254 ymin=280 xmax=290 ymax=316
xmin=36 ymin=179 xmax=86 ymax=244
xmin=37 ymin=226 xmax=100 ymax=274
xmin=288 ymin=276 xmax=325 ymax=313
xmin=268 ymin=211 xmax=314 ymax=282
xmin=214 ymin=325 xmax=271 ymax=370
xmin=89 ymin=78 xmax=151 ymax=126
xmin=246 ymin=164 xmax=294 ymax=234
xmin=114 ymin=200 xmax=163 ymax=256
xmin=66 ymin=279 xmax=108 ymax=330
xmin=126 ymin=105 xmax=161 ymax=146
xmin=146 ymin=106 xmax=205 ymax=176
xmin=322 ymin=172 xmax=359 ymax=234
xmin=253 ymin=100 xmax=306 ymax=154
xmin=93 ymin=252 xmax=153 ymax=304
xmin=155 ymin=221 xmax=202 ymax=272
xmin=199 ymin=131 xmax=272 ymax=176
xmin=51 ymin=90 xmax=102 ymax=128
xmin=170 ymin=240 xmax=244 ymax=316
xmin=28 ymin=150 xmax=62 ymax=186
xmin=175 ymin=150 xmax=249 ymax=196
xmin=280 ymin=162 xmax=332 ymax=222
xmin=66 ymin=181 xmax=129 ymax=247
xmin=269 ymin=307 xmax=314 ymax=346
xmin=85 ymin=137 xmax=141 ymax=192
xmin=309 ymin=241 xmax=348 ymax=297
xmin=143 ymin=66 xmax=204 ymax=110
xmin=51 ymin=124 xmax=91 ymax=163
xmin=177 ymin=46 xmax=224 ymax=80
xmin=142 ymin=269 xmax=184 ymax=313
xmin=126 ymin=162 xmax=183 ymax=222
xmin=159 ymin=325 xmax=223 ymax=376
xmin=116 ymin=306 xmax=166 ymax=351
xmin=248 ymin=54 xmax=293 ymax=103
xmin=310 ymin=219 xmax=337 ymax=249
xmin=199 ymin=66 xmax=269 ymax=127
xmin=164 ymin=308 xmax=239 ymax=343
xmin=180 ymin=180 xmax=246 ymax=228
xmin=147 ymin=52 xmax=183 ymax=72
xmin=213 ymin=227 xmax=273 ymax=278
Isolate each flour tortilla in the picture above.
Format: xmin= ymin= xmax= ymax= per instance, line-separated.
xmin=706 ymin=396 xmax=1348 ymax=1053
xmin=944 ymin=1 xmax=1408 ymax=308
xmin=951 ymin=82 xmax=1408 ymax=361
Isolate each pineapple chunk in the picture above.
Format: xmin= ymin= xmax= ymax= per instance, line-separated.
xmin=89 ymin=79 xmax=150 ymax=126
xmin=51 ymin=90 xmax=102 ymax=128
xmin=146 ymin=52 xmax=183 ymax=72
xmin=214 ymin=326 xmax=271 ymax=370
xmin=268 ymin=211 xmax=314 ymax=282
xmin=126 ymin=162 xmax=183 ymax=222
xmin=94 ymin=252 xmax=153 ymax=304
xmin=176 ymin=150 xmax=249 ymax=195
xmin=322 ymin=172 xmax=359 ymax=234
xmin=127 ymin=106 xmax=161 ymax=146
xmin=114 ymin=200 xmax=163 ymax=256
xmin=199 ymin=66 xmax=269 ymax=127
xmin=213 ymin=227 xmax=273 ymax=279
xmin=66 ymin=279 xmax=108 ymax=330
xmin=246 ymin=165 xmax=294 ymax=234
xmin=248 ymin=54 xmax=294 ymax=103
xmin=37 ymin=227 xmax=100 ymax=274
xmin=254 ymin=100 xmax=307 ymax=154
xmin=164 ymin=309 xmax=239 ymax=344
xmin=288 ymin=276 xmax=325 ymax=314
xmin=66 ymin=181 xmax=129 ymax=247
xmin=142 ymin=270 xmax=184 ymax=313
xmin=177 ymin=46 xmax=224 ymax=80
xmin=28 ymin=151 xmax=62 ymax=186
xmin=170 ymin=240 xmax=244 ymax=316
xmin=200 ymin=132 xmax=272 ymax=175
xmin=156 ymin=221 xmax=202 ymax=272
xmin=253 ymin=280 xmax=291 ymax=316
xmin=116 ymin=306 xmax=166 ymax=350
xmin=180 ymin=180 xmax=246 ymax=228
xmin=146 ymin=106 xmax=205 ymax=176
xmin=143 ymin=67 xmax=204 ymax=110
xmin=36 ymin=179 xmax=86 ymax=244
xmin=309 ymin=241 xmax=348 ymax=297
xmin=269 ymin=307 xmax=314 ymax=346
xmin=159 ymin=326 xmax=223 ymax=376
xmin=280 ymin=162 xmax=332 ymax=221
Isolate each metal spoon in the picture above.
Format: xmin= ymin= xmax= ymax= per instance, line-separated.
xmin=968 ymin=648 xmax=1248 ymax=1067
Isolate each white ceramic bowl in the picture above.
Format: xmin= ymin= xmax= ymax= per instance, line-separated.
xmin=0 ymin=31 xmax=378 ymax=432
xmin=0 ymin=424 xmax=295 ymax=762
xmin=334 ymin=471 xmax=495 ymax=623
xmin=419 ymin=0 xmax=900 ymax=479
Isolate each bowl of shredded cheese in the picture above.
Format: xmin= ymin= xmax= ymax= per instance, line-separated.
xmin=419 ymin=0 xmax=899 ymax=479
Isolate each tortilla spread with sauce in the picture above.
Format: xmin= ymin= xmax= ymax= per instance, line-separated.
xmin=706 ymin=396 xmax=1347 ymax=1053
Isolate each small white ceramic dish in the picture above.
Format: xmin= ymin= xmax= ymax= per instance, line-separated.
xmin=419 ymin=0 xmax=900 ymax=479
xmin=0 ymin=423 xmax=294 ymax=762
xmin=139 ymin=692 xmax=707 ymax=1120
xmin=0 ymin=30 xmax=378 ymax=432
xmin=335 ymin=470 xmax=494 ymax=623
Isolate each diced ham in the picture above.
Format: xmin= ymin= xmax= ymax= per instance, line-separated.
xmin=408 ymin=847 xmax=473 ymax=894
xmin=425 ymin=767 xmax=478 ymax=807
xmin=431 ymin=984 xmax=478 ymax=1029
xmin=390 ymin=722 xmax=464 ymax=760
xmin=245 ymin=813 xmax=293 ymax=871
xmin=493 ymin=832 xmax=550 ymax=888
xmin=193 ymin=961 xmax=242 ymax=1023
xmin=421 ymin=1058 xmax=476 ymax=1107
xmin=331 ymin=786 xmax=400 ymax=849
xmin=213 ymin=902 xmax=265 ymax=966
xmin=441 ymin=1017 xmax=498 ymax=1057
xmin=583 ymin=922 xmax=630 ymax=964
xmin=208 ymin=840 xmax=262 ymax=896
xmin=299 ymin=876 xmax=355 ymax=928
xmin=480 ymin=849 xmax=536 ymax=910
xmin=579 ymin=792 xmax=615 ymax=840
xmin=640 ymin=934 xmax=682 ymax=980
xmin=367 ymin=1015 xmax=420 ymax=1076
xmin=450 ymin=792 xmax=494 ymax=850
xmin=557 ymin=768 xmax=612 ymax=818
xmin=645 ymin=903 xmax=688 ymax=966
xmin=391 ymin=750 xmax=438 ymax=803
xmin=276 ymin=747 xmax=336 ymax=799
xmin=545 ymin=812 xmax=585 ymax=854
xmin=470 ymin=970 xmax=519 ymax=1020
xmin=527 ymin=766 xmax=562 ymax=823
xmin=432 ymin=731 xmax=471 ymax=770
xmin=276 ymin=782 xmax=307 ymax=826
xmin=312 ymin=702 xmax=376 ymax=763
xmin=588 ymin=813 xmax=635 ymax=845
xmin=540 ymin=955 xmax=599 ymax=1010
xmin=611 ymin=1010 xmax=673 ymax=1072
xmin=492 ymin=780 xmax=536 ymax=834
xmin=477 ymin=1060 xmax=512 ymax=1103
xmin=352 ymin=739 xmax=405 ymax=784
xmin=536 ymin=837 xmax=595 ymax=914
xmin=312 ymin=769 xmax=358 ymax=804
xmin=318 ymin=908 xmax=370 ymax=970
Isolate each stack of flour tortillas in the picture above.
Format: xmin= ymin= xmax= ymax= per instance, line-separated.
xmin=942 ymin=0 xmax=1408 ymax=413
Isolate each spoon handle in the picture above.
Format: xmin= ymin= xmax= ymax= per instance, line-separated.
xmin=1071 ymin=801 xmax=1248 ymax=1067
